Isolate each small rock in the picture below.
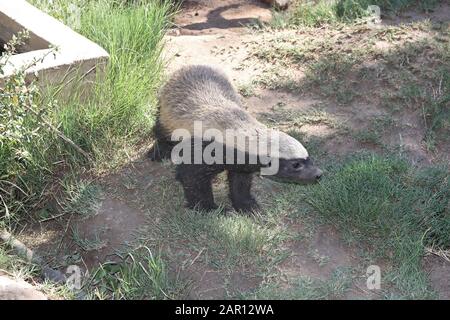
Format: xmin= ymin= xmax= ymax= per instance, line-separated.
xmin=167 ymin=28 xmax=181 ymax=36
xmin=0 ymin=276 xmax=47 ymax=300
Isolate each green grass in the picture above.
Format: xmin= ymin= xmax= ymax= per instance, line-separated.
xmin=136 ymin=173 xmax=292 ymax=283
xmin=32 ymin=0 xmax=175 ymax=170
xmin=60 ymin=179 xmax=102 ymax=219
xmin=71 ymin=226 xmax=107 ymax=252
xmin=87 ymin=247 xmax=184 ymax=299
xmin=0 ymin=246 xmax=76 ymax=299
xmin=304 ymin=153 xmax=449 ymax=298
xmin=289 ymin=0 xmax=341 ymax=27
xmin=0 ymin=1 xmax=173 ymax=223
xmin=242 ymin=267 xmax=354 ymax=299
xmin=310 ymin=155 xmax=450 ymax=249
xmin=353 ymin=115 xmax=396 ymax=147
xmin=158 ymin=209 xmax=289 ymax=272
xmin=285 ymin=0 xmax=441 ymax=27
xmin=0 ymin=246 xmax=37 ymax=281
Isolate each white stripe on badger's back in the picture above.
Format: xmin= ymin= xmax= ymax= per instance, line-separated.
xmin=159 ymin=65 xmax=252 ymax=133
xmin=277 ymin=131 xmax=309 ymax=160
xmin=159 ymin=65 xmax=309 ymax=160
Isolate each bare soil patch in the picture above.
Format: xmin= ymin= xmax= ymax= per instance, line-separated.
xmin=423 ymin=254 xmax=450 ymax=299
xmin=173 ymin=0 xmax=272 ymax=35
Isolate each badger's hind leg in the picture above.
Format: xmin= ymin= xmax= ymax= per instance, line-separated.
xmin=228 ymin=171 xmax=260 ymax=213
xmin=148 ymin=119 xmax=173 ymax=161
xmin=176 ymin=164 xmax=224 ymax=211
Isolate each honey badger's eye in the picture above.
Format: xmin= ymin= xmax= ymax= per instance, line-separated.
xmin=292 ymin=161 xmax=303 ymax=169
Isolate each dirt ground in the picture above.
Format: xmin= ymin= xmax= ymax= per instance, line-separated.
xmin=22 ymin=0 xmax=450 ymax=299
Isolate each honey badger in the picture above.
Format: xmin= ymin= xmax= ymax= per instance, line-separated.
xmin=150 ymin=65 xmax=322 ymax=213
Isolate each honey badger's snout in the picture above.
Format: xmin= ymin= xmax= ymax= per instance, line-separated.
xmin=313 ymin=167 xmax=323 ymax=181
xmin=295 ymin=163 xmax=322 ymax=183
xmin=309 ymin=162 xmax=323 ymax=181
xmin=309 ymin=166 xmax=323 ymax=181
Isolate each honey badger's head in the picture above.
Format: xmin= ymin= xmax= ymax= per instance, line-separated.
xmin=264 ymin=131 xmax=323 ymax=184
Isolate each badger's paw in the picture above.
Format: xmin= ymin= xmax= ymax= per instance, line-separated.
xmin=232 ymin=198 xmax=260 ymax=214
xmin=188 ymin=201 xmax=219 ymax=213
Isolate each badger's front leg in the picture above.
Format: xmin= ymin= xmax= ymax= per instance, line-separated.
xmin=176 ymin=164 xmax=223 ymax=211
xmin=228 ymin=171 xmax=260 ymax=213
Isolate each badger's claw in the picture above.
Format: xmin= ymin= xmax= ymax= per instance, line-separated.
xmin=232 ymin=197 xmax=260 ymax=214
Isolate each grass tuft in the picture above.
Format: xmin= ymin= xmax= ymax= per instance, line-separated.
xmin=242 ymin=267 xmax=354 ymax=299
xmin=287 ymin=0 xmax=441 ymax=27
xmin=88 ymin=247 xmax=184 ymax=299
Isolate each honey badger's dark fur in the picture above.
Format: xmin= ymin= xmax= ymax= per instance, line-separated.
xmin=150 ymin=65 xmax=322 ymax=213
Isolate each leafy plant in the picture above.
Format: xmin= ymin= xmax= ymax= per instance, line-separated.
xmin=0 ymin=31 xmax=56 ymax=221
